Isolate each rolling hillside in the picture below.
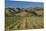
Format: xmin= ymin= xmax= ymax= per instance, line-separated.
xmin=5 ymin=7 xmax=44 ymax=31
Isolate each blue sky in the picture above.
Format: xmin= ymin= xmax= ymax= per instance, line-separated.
xmin=5 ymin=0 xmax=44 ymax=8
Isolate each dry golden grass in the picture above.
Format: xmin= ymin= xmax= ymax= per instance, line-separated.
xmin=17 ymin=12 xmax=32 ymax=16
xmin=5 ymin=16 xmax=44 ymax=31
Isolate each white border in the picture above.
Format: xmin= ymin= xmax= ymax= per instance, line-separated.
xmin=0 ymin=0 xmax=5 ymax=31
xmin=0 ymin=0 xmax=45 ymax=31
xmin=44 ymin=0 xmax=46 ymax=31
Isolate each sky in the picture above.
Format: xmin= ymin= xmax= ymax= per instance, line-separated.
xmin=5 ymin=0 xmax=44 ymax=8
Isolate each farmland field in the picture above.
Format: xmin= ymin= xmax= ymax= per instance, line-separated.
xmin=5 ymin=16 xmax=44 ymax=31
